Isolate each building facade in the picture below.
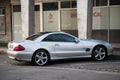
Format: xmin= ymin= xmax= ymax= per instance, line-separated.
xmin=0 ymin=0 xmax=120 ymax=48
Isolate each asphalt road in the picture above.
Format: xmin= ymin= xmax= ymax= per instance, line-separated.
xmin=0 ymin=65 xmax=120 ymax=80
xmin=0 ymin=50 xmax=120 ymax=80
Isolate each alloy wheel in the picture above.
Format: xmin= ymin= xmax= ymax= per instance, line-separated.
xmin=33 ymin=50 xmax=50 ymax=66
xmin=92 ymin=46 xmax=107 ymax=61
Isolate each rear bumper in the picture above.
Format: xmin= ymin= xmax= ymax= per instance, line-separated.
xmin=7 ymin=50 xmax=33 ymax=62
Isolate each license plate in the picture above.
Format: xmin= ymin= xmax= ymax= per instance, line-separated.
xmin=9 ymin=45 xmax=13 ymax=48
xmin=9 ymin=44 xmax=13 ymax=50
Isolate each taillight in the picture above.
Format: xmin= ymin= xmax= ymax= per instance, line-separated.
xmin=14 ymin=45 xmax=25 ymax=51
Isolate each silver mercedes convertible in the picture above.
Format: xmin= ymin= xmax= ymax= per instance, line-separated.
xmin=7 ymin=32 xmax=113 ymax=66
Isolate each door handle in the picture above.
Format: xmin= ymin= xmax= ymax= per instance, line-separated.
xmin=54 ymin=44 xmax=59 ymax=46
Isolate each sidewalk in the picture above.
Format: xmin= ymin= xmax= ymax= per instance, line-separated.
xmin=0 ymin=47 xmax=7 ymax=54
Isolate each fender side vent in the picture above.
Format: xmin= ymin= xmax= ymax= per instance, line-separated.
xmin=86 ymin=48 xmax=90 ymax=52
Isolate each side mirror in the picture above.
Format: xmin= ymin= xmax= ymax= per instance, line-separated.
xmin=75 ymin=39 xmax=79 ymax=43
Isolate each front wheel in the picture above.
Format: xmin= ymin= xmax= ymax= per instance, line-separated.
xmin=92 ymin=46 xmax=107 ymax=61
xmin=32 ymin=50 xmax=50 ymax=66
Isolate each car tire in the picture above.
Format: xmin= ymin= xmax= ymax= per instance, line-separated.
xmin=92 ymin=46 xmax=107 ymax=61
xmin=32 ymin=50 xmax=50 ymax=66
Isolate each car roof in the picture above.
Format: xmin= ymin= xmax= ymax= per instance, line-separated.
xmin=38 ymin=32 xmax=67 ymax=36
xmin=38 ymin=31 xmax=65 ymax=35
xmin=26 ymin=32 xmax=67 ymax=41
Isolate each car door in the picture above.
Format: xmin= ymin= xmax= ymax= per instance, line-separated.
xmin=43 ymin=33 xmax=84 ymax=57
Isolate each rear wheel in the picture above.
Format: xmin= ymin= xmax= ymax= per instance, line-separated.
xmin=32 ymin=50 xmax=50 ymax=66
xmin=92 ymin=46 xmax=107 ymax=61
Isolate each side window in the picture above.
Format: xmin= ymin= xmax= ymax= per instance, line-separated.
xmin=42 ymin=33 xmax=76 ymax=42
xmin=61 ymin=34 xmax=76 ymax=42
xmin=42 ymin=34 xmax=64 ymax=42
xmin=42 ymin=34 xmax=54 ymax=41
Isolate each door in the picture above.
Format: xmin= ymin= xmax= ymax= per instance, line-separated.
xmin=42 ymin=33 xmax=84 ymax=57
xmin=43 ymin=2 xmax=59 ymax=32
xmin=12 ymin=5 xmax=22 ymax=40
xmin=53 ymin=42 xmax=84 ymax=57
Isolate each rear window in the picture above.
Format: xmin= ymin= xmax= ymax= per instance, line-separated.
xmin=26 ymin=34 xmax=40 ymax=40
xmin=26 ymin=32 xmax=50 ymax=40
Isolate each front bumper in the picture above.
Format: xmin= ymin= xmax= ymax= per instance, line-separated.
xmin=7 ymin=50 xmax=33 ymax=62
xmin=107 ymin=46 xmax=113 ymax=56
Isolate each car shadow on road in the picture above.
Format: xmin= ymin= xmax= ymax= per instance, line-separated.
xmin=48 ymin=55 xmax=120 ymax=66
xmin=49 ymin=58 xmax=92 ymax=65
xmin=10 ymin=57 xmax=92 ymax=66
